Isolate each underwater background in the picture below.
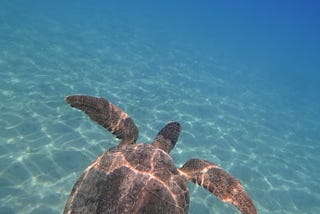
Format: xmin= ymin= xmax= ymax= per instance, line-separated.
xmin=1 ymin=0 xmax=319 ymax=213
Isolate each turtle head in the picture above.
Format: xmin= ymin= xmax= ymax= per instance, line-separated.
xmin=151 ymin=122 xmax=181 ymax=153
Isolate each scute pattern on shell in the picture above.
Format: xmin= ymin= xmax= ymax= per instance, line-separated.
xmin=64 ymin=144 xmax=189 ymax=214
xmin=64 ymin=95 xmax=257 ymax=214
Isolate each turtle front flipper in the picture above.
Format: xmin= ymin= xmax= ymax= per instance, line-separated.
xmin=151 ymin=122 xmax=181 ymax=153
xmin=179 ymin=159 xmax=257 ymax=214
xmin=65 ymin=95 xmax=138 ymax=145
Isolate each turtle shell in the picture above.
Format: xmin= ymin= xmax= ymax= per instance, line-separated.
xmin=64 ymin=144 xmax=189 ymax=214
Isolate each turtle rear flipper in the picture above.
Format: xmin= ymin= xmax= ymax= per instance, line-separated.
xmin=65 ymin=95 xmax=138 ymax=145
xmin=179 ymin=159 xmax=257 ymax=214
xmin=151 ymin=122 xmax=181 ymax=153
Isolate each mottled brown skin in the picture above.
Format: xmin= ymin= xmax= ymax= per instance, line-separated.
xmin=65 ymin=96 xmax=138 ymax=145
xmin=179 ymin=159 xmax=256 ymax=214
xmin=64 ymin=95 xmax=257 ymax=214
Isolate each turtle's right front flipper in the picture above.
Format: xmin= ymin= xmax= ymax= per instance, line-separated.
xmin=179 ymin=158 xmax=257 ymax=214
xmin=65 ymin=95 xmax=138 ymax=145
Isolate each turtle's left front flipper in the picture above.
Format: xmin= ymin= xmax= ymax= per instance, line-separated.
xmin=179 ymin=159 xmax=257 ymax=214
xmin=65 ymin=95 xmax=138 ymax=145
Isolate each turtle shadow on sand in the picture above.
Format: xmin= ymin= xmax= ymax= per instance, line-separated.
xmin=63 ymin=95 xmax=257 ymax=214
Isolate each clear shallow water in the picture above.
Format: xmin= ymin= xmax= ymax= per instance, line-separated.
xmin=1 ymin=1 xmax=320 ymax=213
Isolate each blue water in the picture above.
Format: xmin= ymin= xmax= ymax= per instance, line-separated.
xmin=1 ymin=1 xmax=320 ymax=213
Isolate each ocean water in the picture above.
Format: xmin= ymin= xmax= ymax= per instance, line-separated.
xmin=1 ymin=1 xmax=320 ymax=213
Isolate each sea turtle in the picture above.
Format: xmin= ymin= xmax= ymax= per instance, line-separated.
xmin=64 ymin=95 xmax=257 ymax=214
